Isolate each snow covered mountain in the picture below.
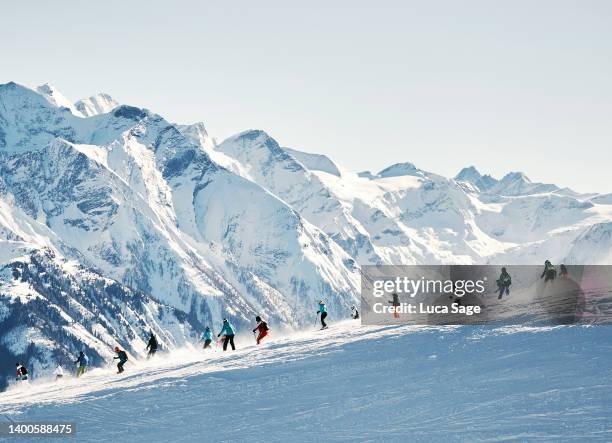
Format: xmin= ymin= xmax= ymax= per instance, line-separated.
xmin=1 ymin=81 xmax=611 ymax=389
xmin=0 ymin=82 xmax=358 ymax=389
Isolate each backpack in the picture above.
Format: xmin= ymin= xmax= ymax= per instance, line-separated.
xmin=82 ymin=354 xmax=89 ymax=365
xmin=262 ymin=321 xmax=269 ymax=331
xmin=20 ymin=366 xmax=28 ymax=375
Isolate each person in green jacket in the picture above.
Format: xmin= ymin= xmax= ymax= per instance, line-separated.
xmin=541 ymin=260 xmax=556 ymax=282
xmin=496 ymin=267 xmax=512 ymax=300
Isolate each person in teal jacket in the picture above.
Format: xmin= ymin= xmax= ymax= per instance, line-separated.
xmin=317 ymin=300 xmax=328 ymax=329
xmin=218 ymin=319 xmax=236 ymax=351
xmin=201 ymin=327 xmax=213 ymax=349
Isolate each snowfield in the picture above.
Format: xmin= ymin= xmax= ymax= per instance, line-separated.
xmin=2 ymin=321 xmax=611 ymax=442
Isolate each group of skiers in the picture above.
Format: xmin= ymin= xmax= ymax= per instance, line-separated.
xmin=13 ymin=300 xmax=362 ymax=382
xmin=495 ymin=260 xmax=571 ymax=300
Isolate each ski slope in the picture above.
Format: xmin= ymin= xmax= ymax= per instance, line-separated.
xmin=1 ymin=321 xmax=612 ymax=442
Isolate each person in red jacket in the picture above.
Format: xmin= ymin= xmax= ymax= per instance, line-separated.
xmin=252 ymin=316 xmax=269 ymax=345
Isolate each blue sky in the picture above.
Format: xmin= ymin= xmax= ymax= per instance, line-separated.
xmin=2 ymin=0 xmax=611 ymax=192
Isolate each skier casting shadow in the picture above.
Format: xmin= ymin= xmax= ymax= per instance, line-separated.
xmin=218 ymin=318 xmax=236 ymax=351
xmin=496 ymin=267 xmax=512 ymax=300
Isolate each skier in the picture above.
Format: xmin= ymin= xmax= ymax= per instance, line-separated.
xmin=201 ymin=326 xmax=213 ymax=349
xmin=317 ymin=300 xmax=328 ymax=329
xmin=351 ymin=305 xmax=360 ymax=319
xmin=541 ymin=260 xmax=557 ymax=282
xmin=389 ymin=292 xmax=400 ymax=319
xmin=113 ymin=346 xmax=128 ymax=374
xmin=74 ymin=351 xmax=88 ymax=377
xmin=218 ymin=319 xmax=236 ymax=351
xmin=496 ymin=267 xmax=512 ymax=300
xmin=146 ymin=332 xmax=158 ymax=358
xmin=15 ymin=363 xmax=28 ymax=381
xmin=252 ymin=316 xmax=269 ymax=345
xmin=559 ymin=264 xmax=569 ymax=278
xmin=53 ymin=365 xmax=64 ymax=381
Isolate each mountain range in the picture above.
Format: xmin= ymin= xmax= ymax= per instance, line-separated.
xmin=1 ymin=81 xmax=611 ymax=388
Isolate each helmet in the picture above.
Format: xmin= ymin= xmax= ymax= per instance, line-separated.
xmin=223 ymin=318 xmax=228 ymax=323
xmin=205 ymin=326 xmax=210 ymax=330
xmin=114 ymin=346 xmax=120 ymax=352
xmin=255 ymin=316 xmax=262 ymax=322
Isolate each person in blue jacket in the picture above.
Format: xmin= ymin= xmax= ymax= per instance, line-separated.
xmin=218 ymin=319 xmax=236 ymax=351
xmin=317 ymin=300 xmax=328 ymax=329
xmin=201 ymin=326 xmax=213 ymax=349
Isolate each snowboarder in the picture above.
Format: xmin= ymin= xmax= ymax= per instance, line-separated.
xmin=351 ymin=305 xmax=360 ymax=320
xmin=53 ymin=365 xmax=64 ymax=381
xmin=541 ymin=260 xmax=557 ymax=282
xmin=317 ymin=300 xmax=328 ymax=329
xmin=201 ymin=327 xmax=213 ymax=349
xmin=496 ymin=267 xmax=512 ymax=300
xmin=218 ymin=319 xmax=236 ymax=351
xmin=252 ymin=316 xmax=269 ymax=345
xmin=113 ymin=346 xmax=128 ymax=373
xmin=389 ymin=292 xmax=400 ymax=319
xmin=15 ymin=363 xmax=28 ymax=381
xmin=146 ymin=332 xmax=158 ymax=358
xmin=74 ymin=351 xmax=88 ymax=377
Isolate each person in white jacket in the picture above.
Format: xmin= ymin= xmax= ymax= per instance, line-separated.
xmin=53 ymin=365 xmax=64 ymax=381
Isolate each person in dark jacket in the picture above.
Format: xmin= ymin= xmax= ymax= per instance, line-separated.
xmin=146 ymin=332 xmax=158 ymax=359
xmin=113 ymin=346 xmax=128 ymax=374
xmin=389 ymin=293 xmax=400 ymax=318
xmin=541 ymin=260 xmax=557 ymax=282
xmin=218 ymin=319 xmax=236 ymax=351
xmin=74 ymin=351 xmax=88 ymax=377
xmin=252 ymin=316 xmax=269 ymax=345
xmin=15 ymin=363 xmax=28 ymax=381
xmin=497 ymin=267 xmax=512 ymax=300
xmin=351 ymin=305 xmax=360 ymax=319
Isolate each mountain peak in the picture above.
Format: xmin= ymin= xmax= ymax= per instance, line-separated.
xmin=376 ymin=162 xmax=424 ymax=179
xmin=455 ymin=166 xmax=482 ymax=182
xmin=75 ymin=92 xmax=119 ymax=117
xmin=35 ymin=83 xmax=83 ymax=116
xmin=500 ymin=171 xmax=531 ymax=184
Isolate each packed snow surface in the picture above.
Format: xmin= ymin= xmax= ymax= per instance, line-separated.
xmin=1 ymin=321 xmax=611 ymax=442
